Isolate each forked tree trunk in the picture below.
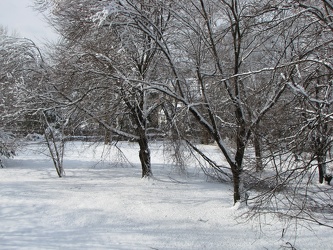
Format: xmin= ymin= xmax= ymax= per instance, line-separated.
xmin=44 ymin=129 xmax=65 ymax=178
xmin=123 ymin=92 xmax=153 ymax=178
xmin=42 ymin=112 xmax=65 ymax=178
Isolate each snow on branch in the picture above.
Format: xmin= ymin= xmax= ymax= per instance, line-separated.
xmin=287 ymin=82 xmax=333 ymax=105
xmin=91 ymin=0 xmax=129 ymax=27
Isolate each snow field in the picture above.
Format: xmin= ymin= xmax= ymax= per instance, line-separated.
xmin=0 ymin=141 xmax=332 ymax=249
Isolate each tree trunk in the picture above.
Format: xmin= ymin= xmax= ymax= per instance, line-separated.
xmin=231 ymin=163 xmax=242 ymax=203
xmin=253 ymin=133 xmax=263 ymax=172
xmin=104 ymin=129 xmax=111 ymax=145
xmin=138 ymin=135 xmax=153 ymax=178
xmin=233 ymin=105 xmax=247 ymax=204
xmin=317 ymin=154 xmax=326 ymax=184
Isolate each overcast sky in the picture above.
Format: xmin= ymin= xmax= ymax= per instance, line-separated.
xmin=0 ymin=0 xmax=58 ymax=46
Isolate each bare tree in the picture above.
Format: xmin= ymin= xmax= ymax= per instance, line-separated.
xmin=96 ymin=0 xmax=306 ymax=204
xmin=289 ymin=0 xmax=333 ymax=183
xmin=35 ymin=0 xmax=173 ymax=177
xmin=0 ymin=27 xmax=72 ymax=176
xmin=242 ymin=0 xmax=333 ymax=228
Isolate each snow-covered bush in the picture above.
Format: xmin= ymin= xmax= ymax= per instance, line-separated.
xmin=25 ymin=133 xmax=44 ymax=142
xmin=0 ymin=131 xmax=16 ymax=167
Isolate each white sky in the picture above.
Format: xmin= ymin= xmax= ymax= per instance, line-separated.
xmin=0 ymin=0 xmax=58 ymax=46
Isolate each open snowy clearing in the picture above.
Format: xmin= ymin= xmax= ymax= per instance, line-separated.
xmin=0 ymin=141 xmax=332 ymax=250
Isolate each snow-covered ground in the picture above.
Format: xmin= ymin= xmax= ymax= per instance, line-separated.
xmin=0 ymin=141 xmax=332 ymax=249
